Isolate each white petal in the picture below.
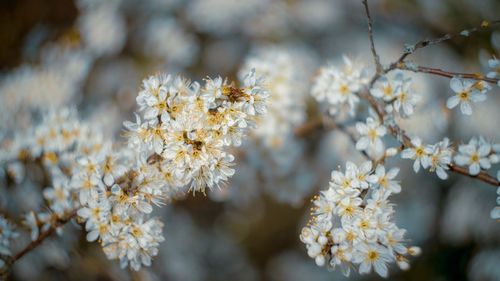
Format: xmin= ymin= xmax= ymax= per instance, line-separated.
xmin=413 ymin=159 xmax=421 ymax=173
xmin=460 ymin=101 xmax=472 ymax=115
xmin=374 ymin=261 xmax=388 ymax=278
xmin=446 ymin=96 xmax=460 ymax=109
xmin=356 ymin=137 xmax=370 ymax=150
xmin=469 ymin=163 xmax=480 ymax=175
xmin=86 ymin=230 xmax=99 ymax=242
xmin=450 ymin=78 xmax=463 ymax=93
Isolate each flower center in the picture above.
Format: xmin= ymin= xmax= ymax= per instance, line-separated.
xmin=470 ymin=153 xmax=479 ymax=163
xmin=367 ymin=250 xmax=379 ymax=261
xmin=459 ymin=91 xmax=469 ymax=100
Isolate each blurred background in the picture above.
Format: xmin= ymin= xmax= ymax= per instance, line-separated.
xmin=1 ymin=0 xmax=500 ymax=280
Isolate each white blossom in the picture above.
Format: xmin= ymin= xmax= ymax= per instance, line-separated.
xmin=300 ymin=162 xmax=419 ymax=278
xmin=355 ymin=117 xmax=387 ymax=155
xmin=392 ymin=72 xmax=420 ymax=117
xmin=446 ymin=77 xmax=487 ymax=115
xmin=454 ymin=137 xmax=492 ymax=175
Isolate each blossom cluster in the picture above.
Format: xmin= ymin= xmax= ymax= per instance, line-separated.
xmin=454 ymin=137 xmax=499 ymax=176
xmin=300 ymin=161 xmax=420 ymax=278
xmin=371 ymin=71 xmax=421 ymax=117
xmin=311 ymin=56 xmax=367 ymax=116
xmin=0 ymin=69 xmax=269 ymax=272
xmin=401 ymin=137 xmax=453 ymax=179
xmin=0 ymin=108 xmax=103 ymax=265
xmin=125 ymin=70 xmax=268 ymax=194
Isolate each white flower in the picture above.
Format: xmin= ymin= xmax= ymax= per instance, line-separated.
xmin=201 ymin=76 xmax=225 ymax=105
xmin=424 ymin=138 xmax=453 ymax=180
xmin=241 ymin=69 xmax=269 ymax=116
xmin=353 ymin=161 xmax=377 ymax=190
xmin=401 ymin=137 xmax=431 ymax=173
xmin=446 ymin=77 xmax=486 ymax=115
xmin=355 ymin=117 xmax=386 ymax=155
xmin=77 ymin=197 xmax=111 ymax=230
xmin=72 ymin=173 xmax=103 ymax=205
xmin=352 ymin=243 xmax=392 ymax=278
xmin=370 ymin=165 xmax=401 ymax=194
xmin=43 ymin=176 xmax=73 ymax=214
xmin=392 ymin=72 xmax=420 ymax=117
xmin=454 ymin=137 xmax=492 ymax=175
xmin=371 ymin=75 xmax=396 ymax=101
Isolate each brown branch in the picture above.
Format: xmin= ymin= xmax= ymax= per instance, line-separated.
xmin=362 ymin=0 xmax=383 ymax=74
xmin=448 ymin=164 xmax=499 ymax=186
xmin=294 ymin=116 xmax=372 ymax=161
xmin=397 ymin=65 xmax=500 ymax=84
xmin=358 ymin=87 xmax=499 ymax=186
xmin=294 ymin=117 xmax=328 ymax=137
xmin=387 ymin=19 xmax=500 ymax=72
xmin=12 ymin=209 xmax=77 ymax=263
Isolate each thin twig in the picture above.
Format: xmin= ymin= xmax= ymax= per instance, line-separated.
xmin=362 ymin=0 xmax=383 ymax=74
xmin=12 ymin=210 xmax=77 ymax=263
xmin=294 ymin=116 xmax=327 ymax=137
xmin=294 ymin=116 xmax=371 ymax=160
xmin=387 ymin=19 xmax=500 ymax=72
xmin=397 ymin=64 xmax=500 ymax=84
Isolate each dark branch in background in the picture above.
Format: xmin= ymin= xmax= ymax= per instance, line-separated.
xmin=294 ymin=116 xmax=371 ymax=160
xmin=362 ymin=0 xmax=383 ymax=74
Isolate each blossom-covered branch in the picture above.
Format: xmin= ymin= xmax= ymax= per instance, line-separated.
xmin=299 ymin=1 xmax=500 ymax=278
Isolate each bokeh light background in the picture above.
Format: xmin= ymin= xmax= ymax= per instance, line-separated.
xmin=1 ymin=0 xmax=500 ymax=280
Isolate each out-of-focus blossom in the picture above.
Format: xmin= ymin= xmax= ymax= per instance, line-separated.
xmin=311 ymin=56 xmax=367 ymax=116
xmin=141 ymin=18 xmax=198 ymax=68
xmin=77 ymin=3 xmax=126 ymax=57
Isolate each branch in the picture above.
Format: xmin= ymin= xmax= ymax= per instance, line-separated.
xmin=294 ymin=117 xmax=371 ymax=160
xmin=387 ymin=19 xmax=500 ymax=72
xmin=11 ymin=210 xmax=77 ymax=263
xmin=397 ymin=64 xmax=500 ymax=84
xmin=362 ymin=0 xmax=383 ymax=74
xmin=358 ymin=88 xmax=499 ymax=187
